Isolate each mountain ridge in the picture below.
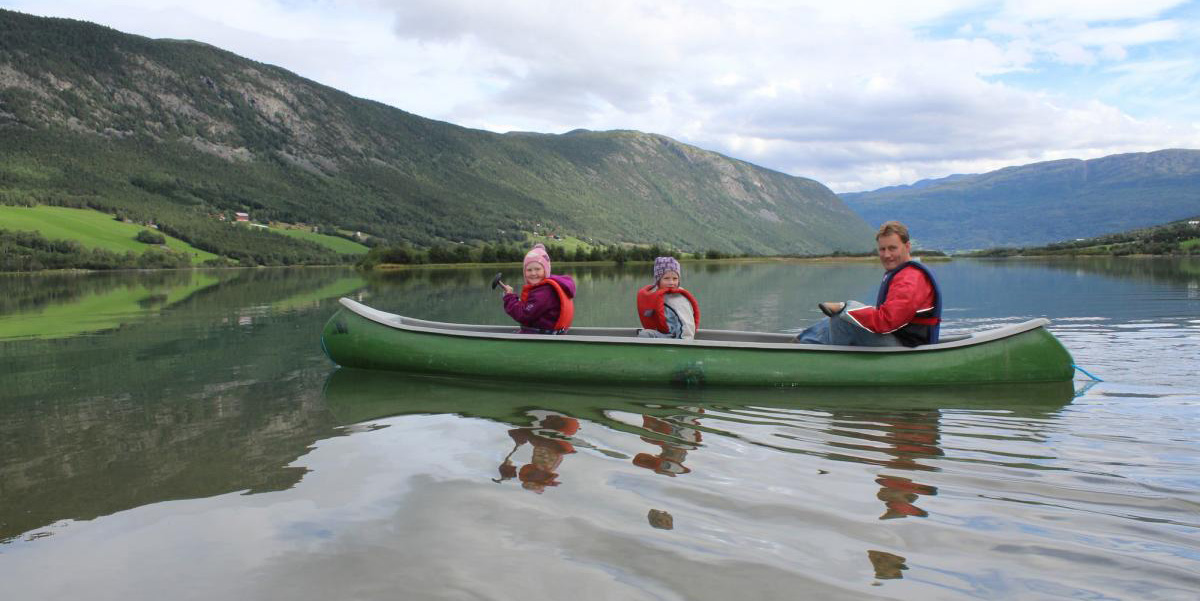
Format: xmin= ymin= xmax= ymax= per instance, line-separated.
xmin=0 ymin=9 xmax=873 ymax=261
xmin=841 ymin=149 xmax=1200 ymax=250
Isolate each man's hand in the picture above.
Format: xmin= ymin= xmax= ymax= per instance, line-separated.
xmin=819 ymin=301 xmax=845 ymax=317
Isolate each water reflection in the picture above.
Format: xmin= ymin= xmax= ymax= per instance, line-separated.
xmin=632 ymin=410 xmax=703 ymax=477
xmin=0 ymin=269 xmax=367 ymax=542
xmin=867 ymin=549 xmax=908 ymax=580
xmin=0 ymin=267 xmax=366 ymax=341
xmin=875 ymin=475 xmax=938 ymax=520
xmin=2 ymin=260 xmax=1197 ymax=600
xmin=825 ymin=411 xmax=942 ymax=522
xmin=495 ymin=413 xmax=581 ymax=493
xmin=320 ymin=370 xmax=1080 ymax=590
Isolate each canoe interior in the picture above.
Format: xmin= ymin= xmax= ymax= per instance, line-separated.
xmin=339 ymin=298 xmax=1032 ymax=352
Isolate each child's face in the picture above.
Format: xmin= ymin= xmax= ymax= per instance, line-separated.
xmin=659 ymin=271 xmax=680 ymax=289
xmin=525 ymin=262 xmax=546 ymax=285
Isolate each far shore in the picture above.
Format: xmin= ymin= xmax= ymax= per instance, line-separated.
xmin=369 ymin=254 xmax=953 ymax=271
xmin=20 ymin=251 xmax=1200 ymax=275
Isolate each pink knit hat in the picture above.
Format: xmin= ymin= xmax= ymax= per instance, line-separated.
xmin=524 ymin=243 xmax=551 ymax=275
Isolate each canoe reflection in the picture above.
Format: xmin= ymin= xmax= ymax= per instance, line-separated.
xmin=321 ymin=369 xmax=1075 ymax=428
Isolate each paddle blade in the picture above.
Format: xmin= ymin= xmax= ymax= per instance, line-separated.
xmin=490 ymin=272 xmax=504 ymax=290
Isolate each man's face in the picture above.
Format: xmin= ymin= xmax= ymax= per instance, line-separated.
xmin=877 ymin=233 xmax=912 ymax=272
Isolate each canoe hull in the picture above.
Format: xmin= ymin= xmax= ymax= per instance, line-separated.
xmin=321 ymin=302 xmax=1075 ymax=387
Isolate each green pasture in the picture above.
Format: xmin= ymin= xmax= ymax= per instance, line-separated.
xmin=1181 ymin=238 xmax=1200 ymax=250
xmin=271 ymin=228 xmax=370 ymax=254
xmin=0 ymin=272 xmax=219 ymax=340
xmin=0 ymin=205 xmax=220 ymax=262
xmin=526 ymin=232 xmax=595 ymax=252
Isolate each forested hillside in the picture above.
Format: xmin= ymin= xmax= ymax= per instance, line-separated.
xmin=0 ymin=9 xmax=873 ymax=266
xmin=968 ymin=215 xmax=1200 ymax=256
xmin=842 ymin=150 xmax=1200 ymax=251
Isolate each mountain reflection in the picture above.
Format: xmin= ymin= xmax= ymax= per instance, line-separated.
xmin=0 ymin=269 xmax=365 ymax=543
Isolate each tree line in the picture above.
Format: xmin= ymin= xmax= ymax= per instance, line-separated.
xmin=357 ymin=242 xmax=744 ymax=268
xmin=968 ymin=218 xmax=1200 ymax=257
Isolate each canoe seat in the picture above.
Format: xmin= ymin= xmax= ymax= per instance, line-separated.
xmin=695 ymin=329 xmax=796 ymax=343
xmin=936 ymin=334 xmax=972 ymax=343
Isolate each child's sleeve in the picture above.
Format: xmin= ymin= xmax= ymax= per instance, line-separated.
xmin=503 ymin=289 xmax=554 ymax=325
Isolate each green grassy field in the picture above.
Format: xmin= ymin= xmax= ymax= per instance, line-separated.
xmin=0 ymin=205 xmax=220 ymax=262
xmin=526 ymin=233 xmax=595 ymax=253
xmin=1182 ymin=238 xmax=1200 ymax=250
xmin=271 ymin=228 xmax=370 ymax=254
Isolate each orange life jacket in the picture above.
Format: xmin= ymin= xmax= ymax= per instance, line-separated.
xmin=636 ymin=285 xmax=700 ymax=334
xmin=521 ymin=278 xmax=575 ymax=332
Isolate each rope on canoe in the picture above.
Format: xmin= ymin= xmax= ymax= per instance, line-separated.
xmin=1072 ymin=364 xmax=1103 ymax=382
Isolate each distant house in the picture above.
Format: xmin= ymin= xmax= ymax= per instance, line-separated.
xmin=1189 ymin=220 xmax=1199 ymax=227
xmin=235 ymin=212 xmax=250 ymax=222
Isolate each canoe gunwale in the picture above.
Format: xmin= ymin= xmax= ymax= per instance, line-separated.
xmin=335 ymin=298 xmax=1052 ymax=354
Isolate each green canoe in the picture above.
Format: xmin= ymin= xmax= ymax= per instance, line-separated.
xmin=320 ymin=298 xmax=1076 ymax=387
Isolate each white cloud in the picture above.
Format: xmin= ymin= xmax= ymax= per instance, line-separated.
xmin=1000 ymin=0 xmax=1190 ymax=22
xmin=3 ymin=0 xmax=1199 ymax=192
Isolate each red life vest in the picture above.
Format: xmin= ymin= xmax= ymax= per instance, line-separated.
xmin=508 ymin=416 xmax=579 ymax=455
xmin=636 ymin=285 xmax=700 ymax=333
xmin=520 ymin=278 xmax=575 ymax=332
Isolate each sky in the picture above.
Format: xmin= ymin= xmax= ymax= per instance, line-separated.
xmin=5 ymin=0 xmax=1200 ymax=192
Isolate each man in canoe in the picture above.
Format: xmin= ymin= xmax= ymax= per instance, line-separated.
xmin=796 ymin=221 xmax=941 ymax=347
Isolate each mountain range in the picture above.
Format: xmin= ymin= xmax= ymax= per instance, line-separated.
xmin=841 ymin=149 xmax=1200 ymax=251
xmin=0 ymin=9 xmax=873 ymax=261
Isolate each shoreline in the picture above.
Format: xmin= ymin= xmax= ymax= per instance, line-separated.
xmin=369 ymin=255 xmax=953 ymax=270
xmin=12 ymin=252 xmax=1199 ymax=275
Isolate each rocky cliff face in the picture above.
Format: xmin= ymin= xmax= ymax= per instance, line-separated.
xmin=0 ymin=9 xmax=872 ymax=254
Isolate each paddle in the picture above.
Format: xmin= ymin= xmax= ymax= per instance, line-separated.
xmin=490 ymin=272 xmax=505 ymax=290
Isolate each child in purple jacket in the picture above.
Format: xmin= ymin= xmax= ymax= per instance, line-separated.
xmin=499 ymin=244 xmax=576 ymax=334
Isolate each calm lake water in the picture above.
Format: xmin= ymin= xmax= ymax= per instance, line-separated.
xmin=1 ymin=258 xmax=1198 ymax=600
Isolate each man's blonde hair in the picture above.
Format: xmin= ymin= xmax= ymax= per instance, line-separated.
xmin=876 ymin=221 xmax=910 ymax=243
